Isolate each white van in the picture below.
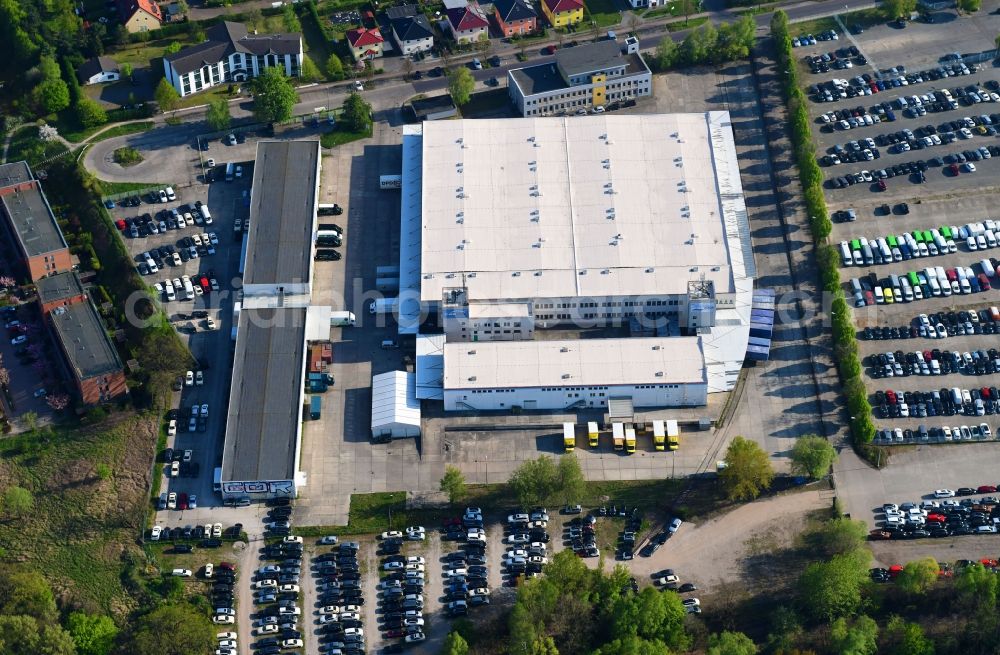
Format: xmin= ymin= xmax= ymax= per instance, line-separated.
xmin=928 ymin=276 xmax=941 ymax=296
xmin=200 ymin=206 xmax=212 ymax=224
xmin=840 ymin=241 xmax=852 ymax=266
xmin=874 ymin=286 xmax=885 ymax=304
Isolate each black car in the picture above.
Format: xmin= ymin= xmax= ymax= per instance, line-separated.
xmin=639 ymin=542 xmax=660 ymax=557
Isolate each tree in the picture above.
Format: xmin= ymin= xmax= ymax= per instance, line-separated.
xmin=441 ymin=630 xmax=470 ymax=655
xmin=719 ymin=436 xmax=774 ymax=501
xmin=896 ymin=557 xmax=939 ymax=595
xmin=627 ymin=13 xmax=640 ymax=35
xmin=806 ymin=517 xmax=867 ymax=557
xmin=654 ymin=36 xmax=677 ymax=70
xmin=282 ymin=4 xmax=302 ymax=32
xmin=708 ymin=631 xmax=758 ymax=655
xmin=67 ymin=612 xmax=118 ymax=655
xmin=251 ymin=67 xmax=298 ymax=124
xmin=789 ymin=435 xmax=837 ymax=479
xmin=956 ymin=563 xmax=998 ymax=610
xmin=529 ymin=636 xmax=560 ymax=654
xmin=678 ymin=0 xmax=696 ymax=23
xmin=958 ymin=0 xmax=981 ymax=12
xmin=325 ymin=53 xmax=345 ymax=80
xmin=21 ymin=411 xmax=38 ymax=431
xmin=508 ymin=456 xmax=560 ymax=506
xmin=448 ymin=67 xmax=476 ymax=107
xmin=678 ymin=22 xmax=717 ymax=65
xmin=205 ymin=98 xmax=231 ymax=131
xmin=341 ymin=92 xmax=372 ymax=133
xmin=34 ymin=79 xmax=70 ymax=115
xmin=154 ymin=78 xmax=180 ymax=112
xmin=797 ymin=550 xmax=870 ymax=621
xmin=120 ymin=62 xmax=133 ymax=80
xmin=593 ymin=635 xmax=672 ymax=655
xmin=611 ymin=587 xmax=689 ymax=650
xmin=556 ymin=453 xmax=585 ymax=504
xmin=0 ymin=568 xmax=56 ymax=620
xmin=402 ymin=58 xmax=414 ymax=80
xmin=440 ymin=465 xmax=467 ymax=504
xmin=883 ymin=616 xmax=933 ymax=655
xmin=882 ymin=0 xmax=916 ymax=18
xmin=124 ymin=604 xmax=214 ymax=655
xmin=3 ymin=486 xmax=34 ymax=518
xmin=76 ymin=98 xmax=107 ymax=129
xmin=300 ymin=54 xmax=321 ymax=82
xmin=830 ymin=616 xmax=878 ymax=655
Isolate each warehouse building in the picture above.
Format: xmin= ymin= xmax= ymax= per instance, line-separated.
xmin=507 ymin=38 xmax=651 ymax=117
xmin=399 ymin=113 xmax=756 ymax=411
xmin=0 ymin=161 xmax=72 ymax=282
xmin=220 ymin=140 xmax=321 ymax=501
xmin=371 ymin=371 xmax=422 ymax=440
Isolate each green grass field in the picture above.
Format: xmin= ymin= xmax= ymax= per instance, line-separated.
xmin=0 ymin=414 xmax=159 ymax=615
xmin=585 ymin=0 xmax=626 ymax=28
xmin=60 ymin=120 xmax=155 ymax=145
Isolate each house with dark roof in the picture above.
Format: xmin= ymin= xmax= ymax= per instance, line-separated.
xmin=162 ymin=21 xmax=302 ymax=97
xmin=0 ymin=161 xmax=72 ymax=282
xmin=445 ymin=2 xmax=489 ymax=43
xmin=346 ymin=27 xmax=386 ymax=61
xmin=387 ymin=5 xmax=435 ymax=56
xmin=116 ymin=0 xmax=162 ymax=33
xmin=540 ymin=0 xmax=583 ymax=27
xmin=76 ymin=56 xmax=121 ymax=85
xmin=494 ymin=0 xmax=538 ymax=36
xmin=48 ymin=299 xmax=127 ymax=405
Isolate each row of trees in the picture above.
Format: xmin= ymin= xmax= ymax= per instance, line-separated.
xmin=654 ymin=16 xmax=756 ymax=71
xmin=771 ymin=11 xmax=876 ymax=451
xmin=719 ymin=434 xmax=836 ymax=501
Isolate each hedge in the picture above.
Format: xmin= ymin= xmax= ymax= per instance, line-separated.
xmin=770 ymin=11 xmax=876 ymax=451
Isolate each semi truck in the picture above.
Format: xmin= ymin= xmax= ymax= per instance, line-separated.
xmin=625 ymin=427 xmax=636 ymax=454
xmin=612 ymin=423 xmax=624 ymax=451
xmin=652 ymin=420 xmax=666 ymax=451
xmin=587 ymin=421 xmax=599 ymax=448
xmin=562 ymin=422 xmax=575 ymax=452
xmin=666 ymin=420 xmax=680 ymax=451
xmin=330 ymin=311 xmax=356 ymax=327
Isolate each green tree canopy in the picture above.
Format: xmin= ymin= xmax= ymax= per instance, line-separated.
xmin=556 ymin=453 xmax=585 ymax=504
xmin=790 ymin=435 xmax=837 ymax=479
xmin=76 ymin=98 xmax=107 ymax=129
xmin=958 ymin=0 xmax=981 ymax=11
xmin=805 ymin=517 xmax=867 ymax=557
xmin=34 ymin=79 xmax=70 ymax=115
xmin=448 ymin=67 xmax=476 ymax=107
xmin=124 ymin=604 xmax=214 ymax=655
xmin=612 ymin=587 xmax=689 ymax=650
xmin=720 ymin=436 xmax=774 ymax=500
xmin=0 ymin=568 xmax=56 ymax=620
xmin=341 ymin=92 xmax=372 ymax=133
xmin=883 ymin=616 xmax=934 ymax=655
xmin=508 ymin=456 xmax=560 ymax=506
xmin=67 ymin=612 xmax=118 ymax=655
xmin=205 ymin=98 xmax=231 ymax=131
xmin=251 ymin=67 xmax=299 ymax=124
xmin=3 ymin=486 xmax=35 ymax=518
xmin=300 ymin=54 xmax=321 ymax=82
xmin=325 ymin=53 xmax=345 ymax=80
xmin=708 ymin=631 xmax=758 ymax=655
xmin=830 ymin=616 xmax=878 ymax=655
xmin=592 ymin=635 xmax=672 ymax=655
xmin=678 ymin=22 xmax=717 ymax=65
xmin=654 ymin=36 xmax=677 ymax=70
xmin=154 ymin=78 xmax=180 ymax=112
xmin=440 ymin=465 xmax=467 ymax=504
xmin=882 ymin=0 xmax=916 ymax=18
xmin=896 ymin=557 xmax=939 ymax=595
xmin=441 ymin=630 xmax=470 ymax=655
xmin=797 ymin=550 xmax=870 ymax=621
xmin=956 ymin=563 xmax=998 ymax=610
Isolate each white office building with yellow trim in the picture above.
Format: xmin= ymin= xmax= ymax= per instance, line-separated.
xmin=507 ymin=38 xmax=651 ymax=117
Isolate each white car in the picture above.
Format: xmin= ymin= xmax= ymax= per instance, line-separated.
xmin=172 ymin=569 xmax=192 ymax=577
xmin=381 ymin=531 xmax=403 ymax=540
xmin=195 ymin=370 xmax=204 ymax=385
xmin=167 ymin=492 xmax=177 ymax=510
xmin=405 ymin=556 xmax=425 ymax=565
xmin=318 ymin=614 xmax=340 ymax=624
xmin=167 ymin=419 xmax=177 ymax=437
xmin=185 ymin=370 xmax=194 ymax=386
xmin=217 ymin=632 xmax=237 ymax=641
xmin=282 ymin=639 xmax=304 ymax=648
xmin=405 ymin=563 xmax=424 ymax=572
xmin=279 ymin=606 xmax=301 ymax=616
xmin=406 ymin=526 xmax=426 ymax=540
xmin=354 ymin=81 xmax=364 ymax=91
xmin=343 ymin=628 xmax=364 ymax=637
xmin=506 ymin=533 xmax=530 ymax=544
xmin=279 ymin=584 xmax=299 ymax=593
xmin=150 ymin=525 xmax=162 ymax=540
xmin=283 ymin=536 xmax=303 ymax=544
xmin=204 ymin=563 xmax=214 ymax=578
xmin=318 ymin=535 xmax=339 ymax=545
xmin=444 ymin=568 xmax=468 ymax=578
xmin=218 ymin=640 xmax=237 ymax=649
xmin=933 ymin=489 xmax=955 ymax=498
xmin=406 ymin=633 xmax=425 ymax=644
xmin=340 ymin=612 xmax=361 ymax=621
xmin=213 ymin=615 xmax=235 ymax=625
xmin=668 ymin=517 xmax=683 ymax=533
xmin=507 ymin=513 xmax=529 ymax=523
xmin=254 ymin=625 xmax=278 ymax=635
xmin=253 ymin=580 xmax=277 ymax=589
xmin=165 ymin=186 xmax=176 ymax=201
xmin=404 ymin=617 xmax=424 ymax=626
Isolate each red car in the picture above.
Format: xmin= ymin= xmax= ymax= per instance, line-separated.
xmin=888 ymin=565 xmax=903 ymax=578
xmin=979 ymin=273 xmax=991 ymax=291
xmin=950 ymin=163 xmax=960 ymax=175
xmin=982 ymin=558 xmax=999 ymax=568
xmin=178 ymin=492 xmax=188 ymax=510
xmin=926 ymin=513 xmax=946 ymax=523
xmin=199 ymin=276 xmax=210 ymax=294
xmin=115 ymin=219 xmax=127 ymax=230
xmin=545 ymin=44 xmax=557 ymax=55
xmin=384 ymin=629 xmax=406 ymax=639
xmin=978 ymin=485 xmax=997 ymax=494
xmin=877 ymin=179 xmax=887 ymax=191
xmin=219 ymin=562 xmax=237 ymax=572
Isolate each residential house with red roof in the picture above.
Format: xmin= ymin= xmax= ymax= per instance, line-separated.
xmin=540 ymin=0 xmax=583 ymax=27
xmin=494 ymin=0 xmax=538 ymax=37
xmin=116 ymin=0 xmax=163 ymax=33
xmin=346 ymin=27 xmax=385 ymax=61
xmin=445 ymin=2 xmax=489 ymax=44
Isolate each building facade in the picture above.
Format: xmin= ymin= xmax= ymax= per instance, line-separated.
xmin=494 ymin=0 xmax=538 ymax=36
xmin=163 ymin=22 xmax=302 ymax=97
xmin=508 ymin=38 xmax=651 ymax=116
xmin=445 ymin=3 xmax=489 ymax=43
xmin=346 ymin=27 xmax=385 ymax=61
xmin=540 ymin=0 xmax=583 ymax=26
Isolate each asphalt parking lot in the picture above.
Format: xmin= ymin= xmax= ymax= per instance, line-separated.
xmin=809 ymin=7 xmax=1000 ymax=532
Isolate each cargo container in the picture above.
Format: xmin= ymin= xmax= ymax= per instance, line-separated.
xmin=563 ymin=422 xmax=575 ymax=452
xmin=624 ymin=428 xmax=636 ymax=454
xmin=666 ymin=420 xmax=679 ymax=450
xmin=652 ymin=420 xmax=665 ymax=451
xmin=612 ymin=423 xmax=624 ymax=451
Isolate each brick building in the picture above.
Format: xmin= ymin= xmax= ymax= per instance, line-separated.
xmin=0 ymin=162 xmax=72 ymax=282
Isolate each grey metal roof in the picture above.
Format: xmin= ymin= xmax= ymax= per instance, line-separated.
xmin=165 ymin=21 xmax=301 ymax=76
xmin=36 ymin=271 xmax=85 ymax=305
xmin=0 ymin=162 xmax=32 ymax=187
xmin=412 ymin=94 xmax=458 ymax=119
xmin=386 ymin=4 xmax=418 ymax=19
xmin=244 ymin=141 xmax=319 ymax=287
xmin=509 ymin=62 xmax=567 ymax=96
xmin=0 ymin=181 xmax=68 ymax=258
xmin=555 ymin=39 xmax=623 ymax=77
xmin=222 ymin=307 xmax=306 ymax=482
xmin=392 ymin=13 xmax=434 ymax=41
xmin=49 ymin=300 xmax=122 ymax=379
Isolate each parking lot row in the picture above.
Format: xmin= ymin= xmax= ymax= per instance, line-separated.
xmin=871 ymin=490 xmax=1000 ymax=538
xmin=840 ymin=223 xmax=1000 ymax=268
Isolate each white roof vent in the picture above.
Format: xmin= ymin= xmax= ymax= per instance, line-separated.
xmin=652 ymin=345 xmax=661 ymax=350
xmin=468 ymin=350 xmax=476 ymax=355
xmin=655 ymin=371 xmax=664 ymax=377
xmin=468 ymin=272 xmax=476 ymax=278
xmin=601 ymin=269 xmax=610 ymax=275
xmin=560 ymin=347 xmax=569 ymax=352
xmin=512 ymin=271 xmax=521 ymax=277
xmin=468 ymin=375 xmax=477 ymax=381
xmin=645 ymin=267 xmax=654 ymax=273
xmin=562 ymin=373 xmax=571 ymax=379
xmin=533 ymin=271 xmax=542 ymax=276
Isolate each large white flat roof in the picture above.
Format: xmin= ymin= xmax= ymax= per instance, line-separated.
xmin=418 ymin=113 xmax=751 ymax=303
xmin=443 ymin=336 xmax=706 ymax=390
